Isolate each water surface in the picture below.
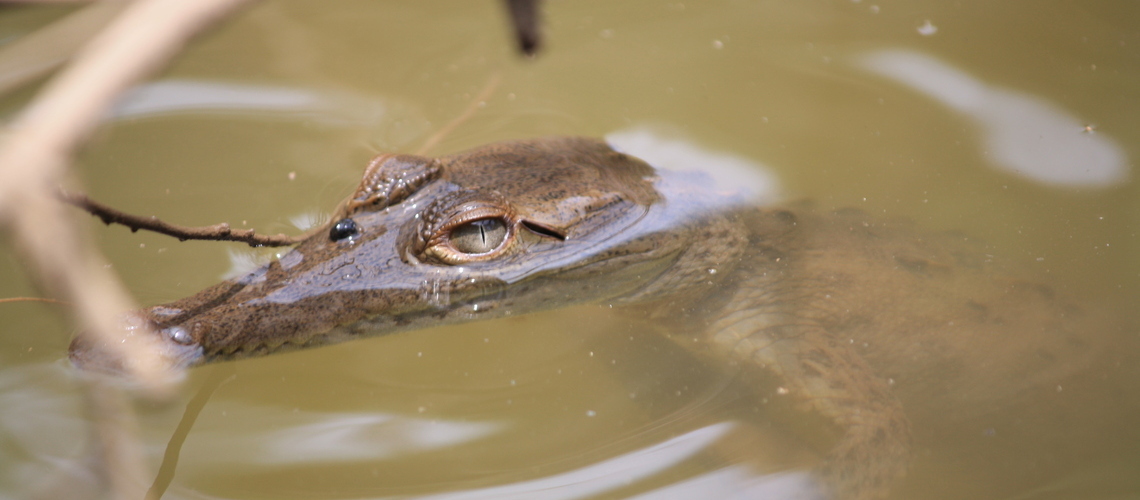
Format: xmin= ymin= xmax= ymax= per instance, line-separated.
xmin=1 ymin=1 xmax=1138 ymax=499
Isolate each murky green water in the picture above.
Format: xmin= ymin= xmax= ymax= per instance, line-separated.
xmin=1 ymin=1 xmax=1138 ymax=499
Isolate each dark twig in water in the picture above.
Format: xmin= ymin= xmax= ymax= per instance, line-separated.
xmin=503 ymin=0 xmax=542 ymax=56
xmin=147 ymin=365 xmax=236 ymax=500
xmin=61 ymin=190 xmax=303 ymax=247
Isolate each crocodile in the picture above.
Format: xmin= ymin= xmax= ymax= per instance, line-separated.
xmin=68 ymin=136 xmax=1126 ymax=499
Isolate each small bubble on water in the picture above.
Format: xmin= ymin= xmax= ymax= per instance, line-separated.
xmin=586 ymin=410 xmax=597 ymax=417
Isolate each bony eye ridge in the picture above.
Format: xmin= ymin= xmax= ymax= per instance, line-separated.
xmin=449 ymin=218 xmax=508 ymax=254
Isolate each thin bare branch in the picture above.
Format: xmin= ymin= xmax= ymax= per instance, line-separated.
xmin=0 ymin=0 xmax=253 ymax=387
xmin=0 ymin=1 xmax=129 ymax=98
xmin=0 ymin=296 xmax=69 ymax=305
xmin=80 ymin=378 xmax=152 ymax=500
xmin=62 ymin=190 xmax=304 ymax=247
xmin=415 ymin=73 xmax=502 ymax=155
xmin=0 ymin=0 xmax=254 ymax=498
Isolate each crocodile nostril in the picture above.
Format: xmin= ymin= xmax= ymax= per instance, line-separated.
xmin=164 ymin=326 xmax=194 ymax=345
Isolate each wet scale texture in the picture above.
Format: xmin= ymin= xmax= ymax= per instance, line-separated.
xmin=70 ymin=137 xmax=1130 ymax=500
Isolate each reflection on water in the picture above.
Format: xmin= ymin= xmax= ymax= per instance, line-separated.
xmin=629 ymin=467 xmax=819 ymax=500
xmin=404 ymin=423 xmax=733 ymax=500
xmin=109 ymin=80 xmax=399 ymax=129
xmin=164 ymin=420 xmax=821 ymax=500
xmin=859 ymin=49 xmax=1128 ymax=187
xmin=606 ymin=127 xmax=782 ymax=205
xmin=191 ymin=405 xmax=502 ymax=465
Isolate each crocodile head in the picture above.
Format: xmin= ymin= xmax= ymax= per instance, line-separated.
xmin=69 ymin=137 xmax=756 ymax=372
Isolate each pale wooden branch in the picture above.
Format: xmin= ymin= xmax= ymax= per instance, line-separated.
xmin=62 ymin=190 xmax=304 ymax=247
xmin=0 ymin=296 xmax=68 ymax=305
xmin=0 ymin=1 xmax=128 ymax=98
xmin=80 ymin=378 xmax=152 ymax=500
xmin=0 ymin=0 xmax=98 ymax=3
xmin=0 ymin=0 xmax=254 ymax=499
xmin=0 ymin=0 xmax=253 ymax=387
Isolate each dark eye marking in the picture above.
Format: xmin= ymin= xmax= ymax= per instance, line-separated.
xmin=521 ymin=220 xmax=567 ymax=240
xmin=329 ymin=218 xmax=359 ymax=241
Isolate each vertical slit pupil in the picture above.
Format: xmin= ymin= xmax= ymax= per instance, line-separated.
xmin=450 ymin=218 xmax=507 ymax=254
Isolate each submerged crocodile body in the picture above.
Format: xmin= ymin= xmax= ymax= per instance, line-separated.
xmin=69 ymin=137 xmax=1126 ymax=499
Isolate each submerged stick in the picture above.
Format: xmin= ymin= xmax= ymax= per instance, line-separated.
xmin=147 ymin=365 xmax=237 ymax=499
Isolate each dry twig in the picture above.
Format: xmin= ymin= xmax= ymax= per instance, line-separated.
xmin=0 ymin=0 xmax=253 ymax=386
xmin=0 ymin=1 xmax=128 ymax=97
xmin=0 ymin=296 xmax=69 ymax=305
xmin=0 ymin=0 xmax=254 ymax=498
xmin=62 ymin=190 xmax=303 ymax=247
xmin=415 ymin=73 xmax=503 ymax=155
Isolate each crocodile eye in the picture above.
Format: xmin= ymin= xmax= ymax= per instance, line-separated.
xmin=449 ymin=218 xmax=507 ymax=254
xmin=329 ymin=218 xmax=358 ymax=241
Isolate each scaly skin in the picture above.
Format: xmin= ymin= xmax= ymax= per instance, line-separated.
xmin=69 ymin=137 xmax=1126 ymax=499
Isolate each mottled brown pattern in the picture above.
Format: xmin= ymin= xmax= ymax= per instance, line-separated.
xmin=69 ymin=137 xmax=1127 ymax=500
